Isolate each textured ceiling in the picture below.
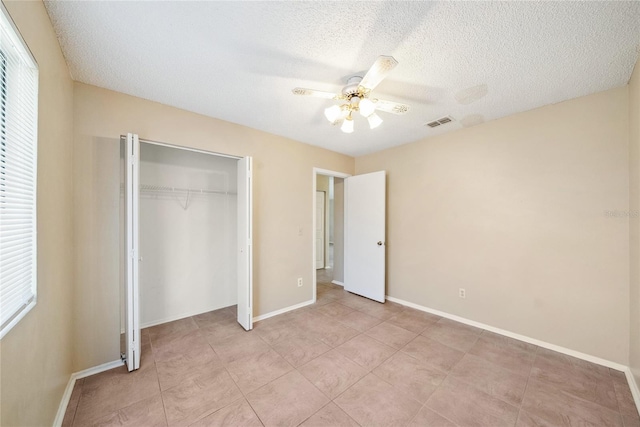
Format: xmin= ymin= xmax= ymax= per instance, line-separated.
xmin=44 ymin=1 xmax=640 ymax=157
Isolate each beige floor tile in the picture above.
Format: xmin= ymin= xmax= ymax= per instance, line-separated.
xmin=468 ymin=335 xmax=535 ymax=376
xmin=614 ymin=379 xmax=640 ymax=418
xmin=387 ymin=309 xmax=440 ymax=334
xmin=209 ymin=332 xmax=270 ymax=363
xmin=480 ymin=330 xmax=537 ymax=353
xmin=356 ymin=300 xmax=405 ymax=320
xmin=336 ymin=310 xmax=383 ymax=332
xmin=401 ymin=335 xmax=464 ymax=373
xmin=299 ymin=402 xmax=360 ymax=427
xmin=624 ymin=415 xmax=640 ymax=427
xmin=521 ymin=378 xmax=623 ymax=427
xmin=530 ymin=361 xmax=618 ymax=411
xmin=535 ymin=347 xmax=611 ymax=382
xmin=151 ymin=329 xmax=211 ymax=363
xmin=407 ymin=406 xmax=457 ymax=427
xmin=192 ymin=306 xmax=236 ymax=328
xmin=449 ymin=353 xmax=528 ymax=407
xmin=156 ymin=352 xmax=224 ymax=391
xmin=271 ymin=333 xmax=331 ymax=367
xmin=426 ymin=377 xmax=519 ymax=427
xmin=314 ymin=301 xmax=354 ymax=317
xmin=516 ymin=410 xmax=558 ymax=427
xmin=74 ymin=365 xmax=161 ymax=425
xmin=311 ymin=320 xmax=360 ymax=348
xmin=90 ymin=394 xmax=166 ymax=427
xmin=421 ymin=318 xmax=483 ymax=352
xmin=247 ymin=370 xmax=329 ymax=427
xmin=189 ymin=399 xmax=263 ymax=427
xmin=161 ymin=367 xmax=243 ymax=426
xmin=366 ymin=321 xmax=417 ymax=349
xmin=298 ymin=349 xmax=367 ymax=399
xmin=225 ymin=349 xmax=293 ymax=393
xmin=199 ymin=318 xmax=249 ymax=343
xmin=336 ymin=334 xmax=396 ymax=371
xmin=334 ymin=373 xmax=422 ymax=427
xmin=373 ymin=352 xmax=446 ymax=404
xmin=146 ymin=317 xmax=198 ymax=341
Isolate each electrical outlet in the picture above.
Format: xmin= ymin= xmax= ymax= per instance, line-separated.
xmin=459 ymin=288 xmax=466 ymax=299
xmin=297 ymin=278 xmax=303 ymax=287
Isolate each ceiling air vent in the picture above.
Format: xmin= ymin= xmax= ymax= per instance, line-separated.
xmin=426 ymin=116 xmax=454 ymax=128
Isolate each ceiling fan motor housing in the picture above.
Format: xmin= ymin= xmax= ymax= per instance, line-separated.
xmin=342 ymin=76 xmax=364 ymax=99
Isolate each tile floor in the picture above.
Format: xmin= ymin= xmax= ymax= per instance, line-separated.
xmin=63 ymin=278 xmax=640 ymax=427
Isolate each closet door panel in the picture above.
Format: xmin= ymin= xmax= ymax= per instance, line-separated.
xmin=237 ymin=156 xmax=253 ymax=330
xmin=124 ymin=133 xmax=141 ymax=371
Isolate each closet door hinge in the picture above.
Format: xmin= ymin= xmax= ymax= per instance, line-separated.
xmin=129 ymin=249 xmax=137 ymax=259
xmin=129 ymin=155 xmax=137 ymax=166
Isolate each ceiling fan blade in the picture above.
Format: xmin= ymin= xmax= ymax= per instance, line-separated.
xmin=372 ymin=99 xmax=410 ymax=115
xmin=359 ymin=55 xmax=399 ymax=92
xmin=292 ymin=87 xmax=341 ymax=100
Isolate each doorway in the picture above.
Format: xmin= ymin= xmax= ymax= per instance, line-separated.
xmin=312 ymin=168 xmax=387 ymax=304
xmin=313 ymin=169 xmax=350 ymax=301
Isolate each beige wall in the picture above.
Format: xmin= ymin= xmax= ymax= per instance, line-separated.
xmin=630 ymin=61 xmax=640 ymax=379
xmin=357 ymin=87 xmax=630 ymax=363
xmin=73 ymin=82 xmax=354 ymax=370
xmin=0 ymin=1 xmax=75 ymax=425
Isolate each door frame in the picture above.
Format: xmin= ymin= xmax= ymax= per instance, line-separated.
xmin=312 ymin=168 xmax=351 ymax=303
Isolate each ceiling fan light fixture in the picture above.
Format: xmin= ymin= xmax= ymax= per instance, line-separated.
xmin=367 ymin=112 xmax=383 ymax=129
xmin=359 ymin=98 xmax=376 ymax=117
xmin=324 ymin=105 xmax=342 ymax=123
xmin=341 ymin=115 xmax=354 ymax=133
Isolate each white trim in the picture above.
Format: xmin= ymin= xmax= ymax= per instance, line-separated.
xmin=140 ymin=305 xmax=236 ymax=329
xmin=331 ymin=280 xmax=345 ymax=287
xmin=127 ymin=136 xmax=242 ymax=160
xmin=312 ymin=168 xmax=351 ymax=306
xmin=254 ymin=299 xmax=315 ymax=322
xmin=385 ymin=295 xmax=627 ymax=371
xmin=625 ymin=369 xmax=640 ymax=416
xmin=53 ymin=359 xmax=124 ymax=426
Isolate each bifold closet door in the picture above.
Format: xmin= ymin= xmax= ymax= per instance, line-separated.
xmin=237 ymin=156 xmax=253 ymax=331
xmin=124 ymin=133 xmax=141 ymax=371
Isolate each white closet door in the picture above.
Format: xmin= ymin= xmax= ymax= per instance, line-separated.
xmin=237 ymin=156 xmax=253 ymax=330
xmin=316 ymin=191 xmax=325 ymax=269
xmin=344 ymin=170 xmax=386 ymax=303
xmin=124 ymin=133 xmax=141 ymax=371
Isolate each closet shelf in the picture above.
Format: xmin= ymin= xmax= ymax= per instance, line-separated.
xmin=139 ymin=184 xmax=236 ymax=196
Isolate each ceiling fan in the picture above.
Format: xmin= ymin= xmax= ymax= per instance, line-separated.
xmin=292 ymin=55 xmax=410 ymax=133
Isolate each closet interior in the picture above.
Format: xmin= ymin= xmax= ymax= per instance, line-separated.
xmin=120 ymin=140 xmax=240 ymax=356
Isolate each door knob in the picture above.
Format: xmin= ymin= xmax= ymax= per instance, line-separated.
xmin=377 ymin=241 xmax=383 ymax=246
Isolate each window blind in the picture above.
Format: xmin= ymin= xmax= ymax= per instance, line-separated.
xmin=0 ymin=3 xmax=38 ymax=339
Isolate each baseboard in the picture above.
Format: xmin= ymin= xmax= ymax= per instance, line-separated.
xmin=140 ymin=304 xmax=236 ymax=329
xmin=625 ymin=368 xmax=640 ymax=416
xmin=53 ymin=359 xmax=124 ymax=426
xmin=331 ymin=280 xmax=344 ymax=287
xmin=385 ymin=295 xmax=627 ymax=371
xmin=254 ymin=299 xmax=315 ymax=322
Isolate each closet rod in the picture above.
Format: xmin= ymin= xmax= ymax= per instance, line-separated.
xmin=140 ymin=184 xmax=236 ymax=196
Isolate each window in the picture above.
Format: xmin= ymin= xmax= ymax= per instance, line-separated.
xmin=0 ymin=3 xmax=39 ymax=339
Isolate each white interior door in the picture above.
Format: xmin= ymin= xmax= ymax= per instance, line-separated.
xmin=237 ymin=156 xmax=253 ymax=330
xmin=124 ymin=133 xmax=141 ymax=371
xmin=344 ymin=171 xmax=386 ymax=303
xmin=316 ymin=191 xmax=325 ymax=269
